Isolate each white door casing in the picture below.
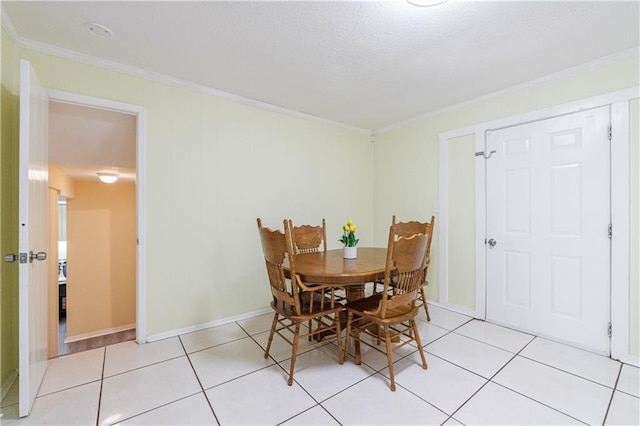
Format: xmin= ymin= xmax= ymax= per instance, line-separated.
xmin=45 ymin=89 xmax=147 ymax=344
xmin=486 ymin=106 xmax=611 ymax=354
xmin=18 ymin=59 xmax=50 ymax=416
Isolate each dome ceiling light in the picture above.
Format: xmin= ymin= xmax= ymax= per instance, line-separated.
xmin=406 ymin=0 xmax=447 ymax=6
xmin=97 ymin=172 xmax=119 ymax=184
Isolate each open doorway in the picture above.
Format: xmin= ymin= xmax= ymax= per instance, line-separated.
xmin=47 ymin=97 xmax=142 ymax=357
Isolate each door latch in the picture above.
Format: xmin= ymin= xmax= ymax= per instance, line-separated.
xmin=29 ymin=251 xmax=47 ymax=263
xmin=475 ymin=150 xmax=497 ymax=159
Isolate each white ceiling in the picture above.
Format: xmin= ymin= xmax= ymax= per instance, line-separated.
xmin=3 ymin=1 xmax=639 ymax=179
xmin=5 ymin=1 xmax=639 ymax=131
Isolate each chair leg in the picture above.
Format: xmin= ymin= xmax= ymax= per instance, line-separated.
xmin=354 ymin=324 xmax=362 ymax=366
xmin=420 ymin=287 xmax=430 ymax=321
xmin=411 ymin=319 xmax=428 ymax=370
xmin=264 ymin=312 xmax=279 ymax=359
xmin=343 ymin=311 xmax=353 ymax=363
xmin=288 ymin=322 xmax=301 ymax=386
xmin=383 ymin=325 xmax=396 ymax=392
xmin=334 ymin=312 xmax=344 ymax=364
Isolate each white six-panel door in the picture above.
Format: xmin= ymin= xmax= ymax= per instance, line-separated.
xmin=18 ymin=59 xmax=49 ymax=416
xmin=486 ymin=106 xmax=611 ymax=354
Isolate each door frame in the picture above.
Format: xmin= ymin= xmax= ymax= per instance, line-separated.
xmin=438 ymin=87 xmax=638 ymax=365
xmin=46 ymin=89 xmax=147 ymax=344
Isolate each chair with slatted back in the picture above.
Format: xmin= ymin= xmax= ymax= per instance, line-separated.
xmin=373 ymin=215 xmax=435 ymax=321
xmin=257 ymin=218 xmax=343 ymax=385
xmin=289 ymin=219 xmax=346 ymax=305
xmin=343 ymin=224 xmax=430 ymax=391
xmin=289 ymin=219 xmax=327 ymax=254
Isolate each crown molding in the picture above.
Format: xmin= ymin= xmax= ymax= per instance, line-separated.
xmin=4 ymin=7 xmax=636 ymax=138
xmin=1 ymin=4 xmax=19 ymax=44
xmin=3 ymin=19 xmax=369 ymax=136
xmin=375 ymin=47 xmax=640 ymax=134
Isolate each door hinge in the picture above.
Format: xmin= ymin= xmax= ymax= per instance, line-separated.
xmin=608 ymin=125 xmax=612 ymax=141
xmin=608 ymin=322 xmax=612 ymax=337
xmin=608 ymin=224 xmax=612 ymax=239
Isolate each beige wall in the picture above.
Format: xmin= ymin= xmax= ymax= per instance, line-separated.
xmin=630 ymin=98 xmax=639 ymax=357
xmin=445 ymin=134 xmax=476 ymax=310
xmin=49 ymin=164 xmax=75 ymax=198
xmin=0 ymin=27 xmax=20 ymax=392
xmin=20 ymin=48 xmax=373 ymax=337
xmin=2 ymin=26 xmax=636 ymax=363
xmin=374 ymin=54 xmax=639 ymax=358
xmin=66 ymin=181 xmax=136 ymax=338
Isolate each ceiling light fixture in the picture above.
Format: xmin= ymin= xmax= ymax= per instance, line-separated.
xmin=407 ymin=0 xmax=447 ymax=6
xmin=97 ymin=172 xmax=119 ymax=184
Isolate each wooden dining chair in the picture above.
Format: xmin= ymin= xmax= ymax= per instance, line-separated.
xmin=343 ymin=224 xmax=430 ymax=391
xmin=288 ymin=218 xmax=327 ymax=254
xmin=289 ymin=218 xmax=347 ymax=305
xmin=257 ymin=218 xmax=343 ymax=386
xmin=374 ymin=215 xmax=435 ymax=321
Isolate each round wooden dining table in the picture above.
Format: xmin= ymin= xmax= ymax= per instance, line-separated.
xmin=287 ymin=247 xmax=387 ymax=301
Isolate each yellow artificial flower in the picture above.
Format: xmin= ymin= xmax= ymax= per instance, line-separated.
xmin=339 ymin=218 xmax=360 ymax=247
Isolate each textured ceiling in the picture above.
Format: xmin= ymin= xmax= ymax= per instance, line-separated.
xmin=4 ymin=1 xmax=640 ymax=132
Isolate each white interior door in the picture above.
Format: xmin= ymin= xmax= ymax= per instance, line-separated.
xmin=18 ymin=59 xmax=50 ymax=417
xmin=486 ymin=106 xmax=611 ymax=354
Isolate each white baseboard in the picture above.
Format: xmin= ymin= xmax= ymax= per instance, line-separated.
xmin=429 ymin=300 xmax=482 ymax=319
xmin=65 ymin=323 xmax=136 ymax=344
xmin=614 ymin=352 xmax=640 ymax=367
xmin=1 ymin=369 xmax=18 ymax=403
xmin=146 ymin=307 xmax=272 ymax=343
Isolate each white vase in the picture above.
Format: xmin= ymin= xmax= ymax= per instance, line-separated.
xmin=343 ymin=246 xmax=357 ymax=259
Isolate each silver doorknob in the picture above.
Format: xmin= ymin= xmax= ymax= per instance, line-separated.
xmin=29 ymin=251 xmax=47 ymax=262
xmin=487 ymin=239 xmax=497 ymax=247
xmin=4 ymin=254 xmax=17 ymax=263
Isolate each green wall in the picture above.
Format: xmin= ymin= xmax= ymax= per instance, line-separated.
xmin=0 ymin=27 xmax=20 ymax=394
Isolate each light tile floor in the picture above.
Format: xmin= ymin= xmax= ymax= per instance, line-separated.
xmin=1 ymin=305 xmax=639 ymax=425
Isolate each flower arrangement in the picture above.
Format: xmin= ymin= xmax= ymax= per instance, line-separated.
xmin=339 ymin=219 xmax=359 ymax=247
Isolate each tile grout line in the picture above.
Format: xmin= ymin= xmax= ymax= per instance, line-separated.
xmin=601 ymin=362 xmax=624 ymax=425
xmin=101 ymin=353 xmax=186 ymax=380
xmin=438 ymin=319 xmax=623 ymax=389
xmin=96 ymin=346 xmax=204 ymax=425
xmin=444 ymin=335 xmax=539 ymax=423
xmin=489 ymin=380 xmax=590 ymax=425
xmin=485 ymin=337 xmax=590 ymax=425
xmin=28 ymin=312 xmax=634 ymax=425
xmin=95 ymin=347 xmax=106 ymax=426
xmin=516 ymin=353 xmax=621 ymax=390
xmin=178 ymin=335 xmax=221 ymax=426
xmin=237 ymin=319 xmax=346 ymax=425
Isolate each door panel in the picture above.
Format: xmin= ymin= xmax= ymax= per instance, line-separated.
xmin=486 ymin=106 xmax=610 ymax=353
xmin=18 ymin=59 xmax=49 ymax=416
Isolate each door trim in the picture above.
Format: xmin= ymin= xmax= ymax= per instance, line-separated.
xmin=46 ymin=89 xmax=148 ymax=344
xmin=438 ymin=86 xmax=638 ymax=364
